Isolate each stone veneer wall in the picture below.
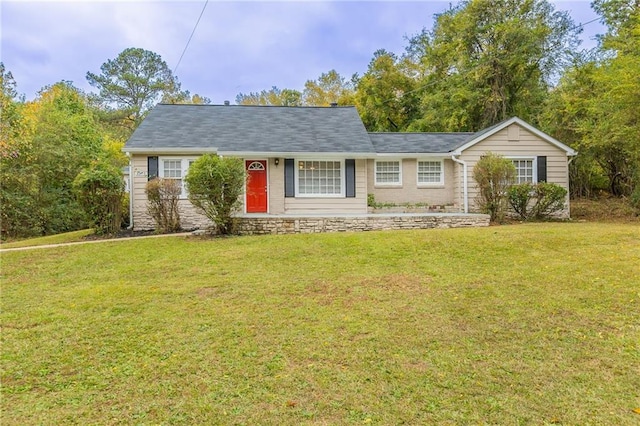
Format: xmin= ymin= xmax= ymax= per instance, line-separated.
xmin=235 ymin=214 xmax=490 ymax=235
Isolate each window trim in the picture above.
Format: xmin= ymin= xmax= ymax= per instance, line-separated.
xmin=416 ymin=158 xmax=445 ymax=187
xmin=294 ymin=159 xmax=345 ymax=198
xmin=158 ymin=157 xmax=198 ymax=199
xmin=508 ymin=156 xmax=537 ymax=184
xmin=374 ymin=159 xmax=403 ymax=187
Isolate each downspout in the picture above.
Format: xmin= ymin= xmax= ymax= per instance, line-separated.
xmin=451 ymin=155 xmax=469 ymax=213
xmin=567 ymin=153 xmax=577 ymax=218
xmin=126 ymin=152 xmax=134 ymax=230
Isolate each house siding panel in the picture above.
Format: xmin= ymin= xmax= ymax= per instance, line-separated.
xmin=283 ymin=159 xmax=367 ymax=214
xmin=131 ymin=154 xmax=212 ymax=230
xmin=268 ymin=159 xmax=285 ymax=214
xmin=460 ymin=124 xmax=570 ymax=216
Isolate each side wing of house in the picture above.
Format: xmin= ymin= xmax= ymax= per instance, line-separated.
xmin=366 ymin=158 xmax=457 ymax=208
xmin=457 ymin=121 xmax=574 ymax=216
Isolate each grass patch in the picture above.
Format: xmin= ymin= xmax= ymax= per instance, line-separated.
xmin=2 ymin=223 xmax=639 ymax=424
xmin=571 ymin=196 xmax=639 ymax=223
xmin=0 ymin=229 xmax=93 ymax=249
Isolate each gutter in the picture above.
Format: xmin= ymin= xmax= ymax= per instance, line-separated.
xmin=451 ymin=155 xmax=469 ymax=213
xmin=126 ymin=152 xmax=134 ymax=230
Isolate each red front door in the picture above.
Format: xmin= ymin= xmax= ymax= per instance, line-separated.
xmin=246 ymin=160 xmax=268 ymax=213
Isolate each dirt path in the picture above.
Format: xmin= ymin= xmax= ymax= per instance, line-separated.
xmin=0 ymin=232 xmax=194 ymax=252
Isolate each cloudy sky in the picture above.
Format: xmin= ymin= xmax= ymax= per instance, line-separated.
xmin=2 ymin=1 xmax=605 ymax=104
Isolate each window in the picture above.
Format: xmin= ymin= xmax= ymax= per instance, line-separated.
xmin=512 ymin=159 xmax=534 ymax=184
xmin=417 ymin=160 xmax=444 ymax=185
xmin=297 ymin=160 xmax=343 ymax=196
xmin=375 ymin=161 xmax=401 ymax=185
xmin=159 ymin=158 xmax=196 ymax=197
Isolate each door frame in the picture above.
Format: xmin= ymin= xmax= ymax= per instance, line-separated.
xmin=244 ymin=159 xmax=269 ymax=214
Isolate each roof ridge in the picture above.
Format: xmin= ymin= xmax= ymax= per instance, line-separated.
xmin=368 ymin=131 xmax=475 ymax=135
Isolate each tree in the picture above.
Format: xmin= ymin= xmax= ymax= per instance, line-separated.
xmin=472 ymin=153 xmax=516 ymax=222
xmin=235 ymin=86 xmax=302 ymax=106
xmin=162 ymin=90 xmax=211 ymax=105
xmin=405 ymin=0 xmax=580 ymax=131
xmin=1 ymin=81 xmax=104 ymax=237
xmin=73 ymin=160 xmax=124 ymax=235
xmin=0 ymin=63 xmax=23 ymax=153
xmin=354 ymin=50 xmax=420 ymax=131
xmin=302 ymin=69 xmax=355 ymax=106
xmin=539 ymin=0 xmax=639 ymax=199
xmin=184 ymin=155 xmax=246 ymax=235
xmin=86 ymin=48 xmax=180 ymax=125
xmin=145 ymin=179 xmax=181 ymax=233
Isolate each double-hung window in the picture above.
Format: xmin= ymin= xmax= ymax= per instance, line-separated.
xmin=159 ymin=158 xmax=195 ymax=198
xmin=297 ymin=160 xmax=343 ymax=196
xmin=511 ymin=158 xmax=535 ymax=184
xmin=417 ymin=160 xmax=444 ymax=185
xmin=375 ymin=160 xmax=401 ymax=185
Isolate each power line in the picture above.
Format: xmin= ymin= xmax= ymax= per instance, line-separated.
xmin=174 ymin=0 xmax=209 ymax=75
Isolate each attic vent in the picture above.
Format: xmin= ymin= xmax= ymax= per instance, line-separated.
xmin=330 ymin=102 xmax=338 ymax=107
xmin=224 ymin=100 xmax=230 ymax=106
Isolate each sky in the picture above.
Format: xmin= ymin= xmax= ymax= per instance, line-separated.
xmin=1 ymin=0 xmax=606 ymax=104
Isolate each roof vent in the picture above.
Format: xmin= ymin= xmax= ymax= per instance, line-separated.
xmin=224 ymin=100 xmax=230 ymax=106
xmin=330 ymin=102 xmax=338 ymax=107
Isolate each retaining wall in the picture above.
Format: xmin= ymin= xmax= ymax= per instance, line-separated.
xmin=234 ymin=214 xmax=490 ymax=235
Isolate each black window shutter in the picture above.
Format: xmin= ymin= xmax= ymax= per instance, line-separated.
xmin=537 ymin=156 xmax=547 ymax=182
xmin=284 ymin=158 xmax=295 ymax=197
xmin=148 ymin=156 xmax=158 ymax=181
xmin=345 ymin=159 xmax=356 ymax=198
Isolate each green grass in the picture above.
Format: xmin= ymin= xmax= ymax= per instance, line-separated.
xmin=0 ymin=229 xmax=93 ymax=249
xmin=2 ymin=223 xmax=639 ymax=424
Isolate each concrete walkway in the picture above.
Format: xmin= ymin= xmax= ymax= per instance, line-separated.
xmin=0 ymin=232 xmax=194 ymax=252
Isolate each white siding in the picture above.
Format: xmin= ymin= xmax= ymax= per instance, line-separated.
xmin=460 ymin=124 xmax=571 ymax=215
xmin=284 ymin=159 xmax=368 ymax=214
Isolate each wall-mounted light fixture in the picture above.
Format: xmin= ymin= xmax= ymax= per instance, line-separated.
xmin=274 ymin=158 xmax=280 ymax=166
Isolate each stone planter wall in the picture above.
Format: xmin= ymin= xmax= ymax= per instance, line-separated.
xmin=367 ymin=205 xmax=459 ymax=214
xmin=235 ymin=214 xmax=490 ymax=235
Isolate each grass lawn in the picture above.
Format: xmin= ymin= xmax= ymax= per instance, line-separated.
xmin=2 ymin=223 xmax=639 ymax=424
xmin=0 ymin=229 xmax=93 ymax=249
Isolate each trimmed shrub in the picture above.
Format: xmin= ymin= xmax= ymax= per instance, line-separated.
xmin=73 ymin=161 xmax=124 ymax=235
xmin=473 ymin=153 xmax=516 ymax=222
xmin=531 ymin=182 xmax=568 ymax=219
xmin=185 ymin=155 xmax=246 ymax=235
xmin=146 ymin=178 xmax=181 ymax=233
xmin=507 ymin=182 xmax=535 ymax=220
xmin=508 ymin=182 xmax=568 ymax=220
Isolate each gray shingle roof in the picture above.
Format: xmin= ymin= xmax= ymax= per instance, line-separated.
xmin=369 ymin=132 xmax=476 ymax=154
xmin=125 ymin=104 xmax=374 ymax=154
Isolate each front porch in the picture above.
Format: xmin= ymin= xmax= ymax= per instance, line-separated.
xmin=234 ymin=213 xmax=490 ymax=235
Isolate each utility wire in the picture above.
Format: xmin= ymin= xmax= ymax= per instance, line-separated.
xmin=174 ymin=0 xmax=209 ymax=75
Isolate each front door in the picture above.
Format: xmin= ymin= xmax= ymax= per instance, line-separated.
xmin=246 ymin=160 xmax=267 ymax=213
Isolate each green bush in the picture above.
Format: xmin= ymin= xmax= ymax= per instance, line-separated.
xmin=531 ymin=182 xmax=568 ymax=219
xmin=145 ymin=179 xmax=181 ymax=233
xmin=508 ymin=182 xmax=568 ymax=220
xmin=73 ymin=161 xmax=124 ymax=235
xmin=473 ymin=153 xmax=516 ymax=222
xmin=507 ymin=182 xmax=535 ymax=220
xmin=185 ymin=155 xmax=246 ymax=235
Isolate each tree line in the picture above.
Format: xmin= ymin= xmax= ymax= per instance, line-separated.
xmin=1 ymin=0 xmax=637 ymax=238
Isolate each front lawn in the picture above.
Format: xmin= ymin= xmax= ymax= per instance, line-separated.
xmin=2 ymin=223 xmax=639 ymax=424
